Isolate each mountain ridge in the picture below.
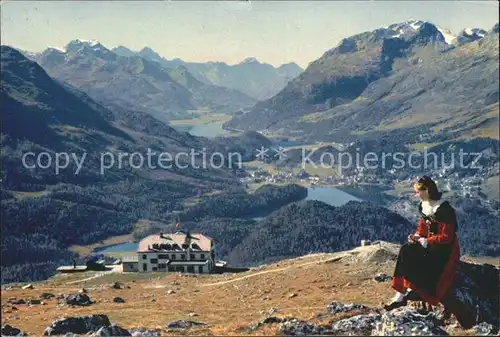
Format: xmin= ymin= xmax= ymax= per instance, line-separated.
xmin=225 ymin=20 xmax=499 ymax=143
xmin=32 ymin=39 xmax=256 ymax=122
xmin=112 ymin=45 xmax=304 ymax=100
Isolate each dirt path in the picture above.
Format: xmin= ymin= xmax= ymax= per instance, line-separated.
xmin=65 ymin=272 xmax=108 ymax=285
xmin=200 ymin=256 xmax=341 ymax=287
xmin=65 ymin=265 xmax=122 ymax=285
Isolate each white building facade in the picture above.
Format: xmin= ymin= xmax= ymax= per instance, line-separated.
xmin=135 ymin=232 xmax=215 ymax=274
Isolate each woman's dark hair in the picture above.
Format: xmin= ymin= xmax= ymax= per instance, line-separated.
xmin=415 ymin=175 xmax=443 ymax=200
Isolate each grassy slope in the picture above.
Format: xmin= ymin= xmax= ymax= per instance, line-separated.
xmin=2 ymin=247 xmax=497 ymax=336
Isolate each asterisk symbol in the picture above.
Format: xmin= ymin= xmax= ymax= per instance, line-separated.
xmin=272 ymin=147 xmax=287 ymax=161
xmin=255 ymin=146 xmax=269 ymax=161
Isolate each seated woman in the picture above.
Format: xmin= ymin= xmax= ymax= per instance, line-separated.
xmin=384 ymin=175 xmax=461 ymax=311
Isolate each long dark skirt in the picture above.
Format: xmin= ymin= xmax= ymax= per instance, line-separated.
xmin=393 ymin=243 xmax=451 ymax=296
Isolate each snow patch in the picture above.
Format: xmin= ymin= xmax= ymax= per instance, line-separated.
xmin=48 ymin=46 xmax=66 ymax=53
xmin=70 ymin=39 xmax=102 ymax=49
xmin=409 ymin=19 xmax=425 ymax=30
xmin=464 ymin=28 xmax=487 ymax=37
xmin=384 ymin=19 xmax=428 ymax=39
xmin=75 ymin=39 xmax=100 ymax=46
xmin=385 ymin=20 xmax=457 ymax=44
xmin=436 ymin=26 xmax=457 ymax=44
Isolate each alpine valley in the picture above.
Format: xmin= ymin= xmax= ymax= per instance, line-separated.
xmin=1 ymin=17 xmax=499 ymax=336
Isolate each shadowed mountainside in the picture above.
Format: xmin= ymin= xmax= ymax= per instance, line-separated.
xmin=226 ymin=21 xmax=499 ymax=144
xmin=0 ymin=45 xmax=242 ymax=283
xmin=113 ymin=46 xmax=304 ymax=101
xmin=31 ymin=40 xmax=256 ymax=123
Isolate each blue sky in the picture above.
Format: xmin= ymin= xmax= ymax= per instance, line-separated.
xmin=1 ymin=1 xmax=498 ymax=68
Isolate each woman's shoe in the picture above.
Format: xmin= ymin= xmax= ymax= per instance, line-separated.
xmin=404 ymin=290 xmax=422 ymax=302
xmin=383 ymin=299 xmax=407 ymax=311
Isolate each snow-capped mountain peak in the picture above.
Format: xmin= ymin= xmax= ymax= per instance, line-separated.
xmin=453 ymin=27 xmax=488 ymax=46
xmin=462 ymin=28 xmax=487 ymax=38
xmin=65 ymin=39 xmax=105 ymax=52
xmin=75 ymin=39 xmax=101 ymax=47
xmin=384 ymin=19 xmax=426 ymax=34
xmin=382 ymin=19 xmax=456 ymax=44
xmin=59 ymin=39 xmax=117 ymax=61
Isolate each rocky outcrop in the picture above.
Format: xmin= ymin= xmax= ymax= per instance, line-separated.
xmin=42 ymin=315 xmax=156 ymax=336
xmin=331 ymin=313 xmax=381 ymax=335
xmin=113 ymin=297 xmax=126 ymax=303
xmin=473 ymin=322 xmax=498 ymax=336
xmin=441 ymin=261 xmax=499 ymax=329
xmin=89 ymin=324 xmax=131 ymax=336
xmin=372 ymin=307 xmax=448 ymax=336
xmin=335 ymin=242 xmax=499 ymax=330
xmin=327 ymin=301 xmax=369 ymax=314
xmin=279 ymin=319 xmax=332 ymax=335
xmin=166 ymin=320 xmax=208 ymax=329
xmin=1 ymin=325 xmax=26 ymax=336
xmin=65 ymin=293 xmax=93 ymax=306
xmin=249 ymin=297 xmax=499 ymax=336
xmin=43 ymin=314 xmax=111 ymax=335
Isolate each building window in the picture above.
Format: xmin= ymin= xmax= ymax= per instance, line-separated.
xmin=150 ymin=258 xmax=158 ymax=264
xmin=143 ymin=263 xmax=147 ymax=271
xmin=158 ymin=263 xmax=166 ymax=269
xmin=171 ymin=254 xmax=176 ymax=260
xmin=152 ymin=267 xmax=157 ymax=271
xmin=198 ymin=266 xmax=203 ymax=273
xmin=159 ymin=254 xmax=169 ymax=259
xmin=187 ymin=266 xmax=195 ymax=273
xmin=181 ymin=254 xmax=186 ymax=260
xmin=190 ymin=254 xmax=195 ymax=260
xmin=200 ymin=254 xmax=205 ymax=259
xmin=142 ymin=254 xmax=147 ymax=260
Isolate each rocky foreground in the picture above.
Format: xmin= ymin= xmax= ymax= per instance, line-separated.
xmin=2 ymin=300 xmax=498 ymax=336
xmin=1 ymin=242 xmax=499 ymax=336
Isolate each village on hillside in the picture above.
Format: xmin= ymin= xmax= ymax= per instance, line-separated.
xmin=241 ymin=156 xmax=499 ymax=200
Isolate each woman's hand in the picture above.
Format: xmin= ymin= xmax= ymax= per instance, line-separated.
xmin=408 ymin=233 xmax=420 ymax=244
